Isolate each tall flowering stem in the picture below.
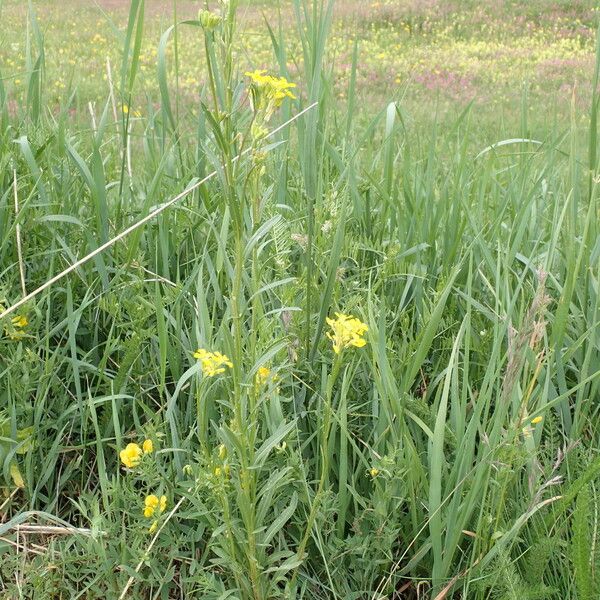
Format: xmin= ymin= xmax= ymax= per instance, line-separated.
xmin=290 ymin=314 xmax=368 ymax=591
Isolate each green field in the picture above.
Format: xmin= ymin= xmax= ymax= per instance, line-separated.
xmin=1 ymin=0 xmax=600 ymax=598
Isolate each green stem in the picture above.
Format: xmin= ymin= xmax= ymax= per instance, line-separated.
xmin=288 ymin=352 xmax=343 ymax=592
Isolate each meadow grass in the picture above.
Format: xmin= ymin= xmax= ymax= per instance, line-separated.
xmin=0 ymin=0 xmax=600 ymax=598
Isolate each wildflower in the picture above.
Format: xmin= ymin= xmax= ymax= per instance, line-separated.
xmin=214 ymin=467 xmax=222 ymax=477
xmin=149 ymin=520 xmax=158 ymax=534
xmin=122 ymin=104 xmax=141 ymax=117
xmin=256 ymin=366 xmax=272 ymax=386
xmin=143 ymin=494 xmax=167 ymax=518
xmin=245 ymin=70 xmax=296 ymax=113
xmin=142 ymin=439 xmax=154 ymax=454
xmin=369 ymin=467 xmax=379 ymax=478
xmin=531 ymin=416 xmax=543 ymax=425
xmin=119 ymin=443 xmax=142 ymax=468
xmin=5 ymin=314 xmax=28 ymax=340
xmin=326 ymin=312 xmax=368 ymax=354
xmin=12 ymin=315 xmax=28 ymax=328
xmin=193 ymin=349 xmax=233 ymax=377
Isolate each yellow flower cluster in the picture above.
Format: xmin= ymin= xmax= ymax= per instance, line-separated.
xmin=522 ymin=416 xmax=543 ymax=439
xmin=326 ymin=313 xmax=368 ymax=354
xmin=4 ymin=314 xmax=28 ymax=340
xmin=143 ymin=494 xmax=167 ymax=518
xmin=12 ymin=315 xmax=28 ymax=328
xmin=119 ymin=438 xmax=154 ymax=469
xmin=144 ymin=494 xmax=167 ymax=533
xmin=194 ymin=349 xmax=233 ymax=377
xmin=245 ymin=70 xmax=297 ymax=111
xmin=256 ymin=365 xmax=279 ymax=387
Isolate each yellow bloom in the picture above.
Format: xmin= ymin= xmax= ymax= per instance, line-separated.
xmin=256 ymin=366 xmax=273 ymax=386
xmin=245 ymin=70 xmax=297 ymax=109
xmin=119 ymin=443 xmax=142 ymax=468
xmin=369 ymin=467 xmax=379 ymax=478
xmin=214 ymin=467 xmax=222 ymax=477
xmin=5 ymin=314 xmax=28 ymax=340
xmin=326 ymin=313 xmax=368 ymax=354
xmin=122 ymin=104 xmax=141 ymax=117
xmin=193 ymin=349 xmax=233 ymax=377
xmin=149 ymin=520 xmax=158 ymax=534
xmin=531 ymin=416 xmax=543 ymax=425
xmin=142 ymin=439 xmax=154 ymax=454
xmin=144 ymin=495 xmax=159 ymax=517
xmin=143 ymin=494 xmax=167 ymax=518
xmin=12 ymin=315 xmax=28 ymax=328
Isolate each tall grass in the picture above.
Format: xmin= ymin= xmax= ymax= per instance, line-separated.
xmin=0 ymin=1 xmax=599 ymax=598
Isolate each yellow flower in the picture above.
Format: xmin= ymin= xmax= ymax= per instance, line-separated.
xmin=531 ymin=416 xmax=543 ymax=425
xmin=193 ymin=349 xmax=233 ymax=377
xmin=143 ymin=494 xmax=167 ymax=518
xmin=144 ymin=495 xmax=159 ymax=517
xmin=245 ymin=70 xmax=297 ymax=109
xmin=369 ymin=467 xmax=379 ymax=478
xmin=149 ymin=520 xmax=158 ymax=534
xmin=119 ymin=443 xmax=142 ymax=468
xmin=256 ymin=366 xmax=272 ymax=386
xmin=122 ymin=104 xmax=141 ymax=117
xmin=12 ymin=315 xmax=28 ymax=328
xmin=142 ymin=439 xmax=154 ymax=454
xmin=214 ymin=467 xmax=222 ymax=477
xmin=5 ymin=314 xmax=28 ymax=340
xmin=326 ymin=313 xmax=368 ymax=354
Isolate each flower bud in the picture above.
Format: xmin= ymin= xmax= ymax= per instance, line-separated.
xmin=199 ymin=10 xmax=221 ymax=31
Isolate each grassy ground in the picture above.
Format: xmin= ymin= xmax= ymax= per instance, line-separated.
xmin=1 ymin=0 xmax=598 ymax=132
xmin=1 ymin=0 xmax=600 ymax=598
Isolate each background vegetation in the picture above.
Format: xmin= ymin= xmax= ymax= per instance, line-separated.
xmin=0 ymin=0 xmax=599 ymax=598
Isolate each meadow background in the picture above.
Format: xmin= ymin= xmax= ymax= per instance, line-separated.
xmin=1 ymin=0 xmax=599 ymax=598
